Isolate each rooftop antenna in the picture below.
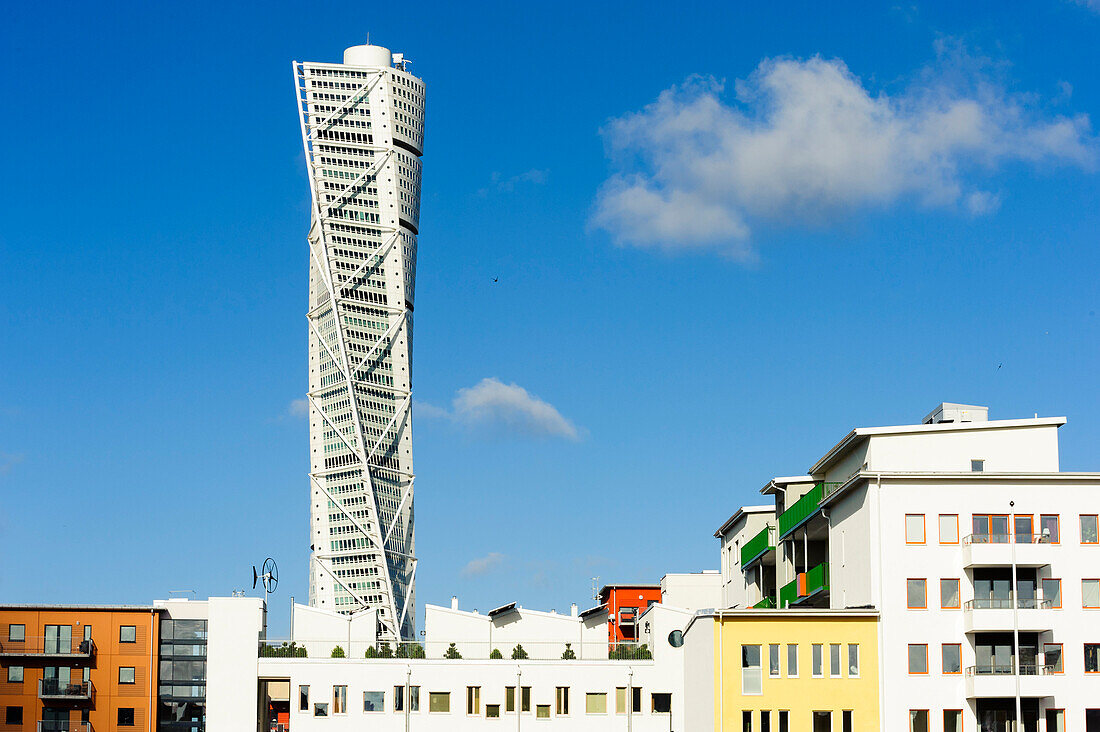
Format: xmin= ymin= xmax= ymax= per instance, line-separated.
xmin=253 ymin=557 xmax=279 ymax=607
xmin=591 ymin=576 xmax=600 ymax=603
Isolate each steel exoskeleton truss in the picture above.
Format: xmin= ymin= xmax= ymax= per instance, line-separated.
xmin=293 ymin=60 xmax=418 ymax=640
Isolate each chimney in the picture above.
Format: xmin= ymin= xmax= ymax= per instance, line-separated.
xmin=571 ymin=603 xmax=578 ymax=617
xmin=451 ymin=596 xmax=458 ymax=610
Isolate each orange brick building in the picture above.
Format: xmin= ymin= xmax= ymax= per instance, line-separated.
xmin=0 ymin=605 xmax=160 ymax=732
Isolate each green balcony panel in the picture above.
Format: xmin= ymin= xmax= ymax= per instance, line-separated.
xmin=779 ymin=579 xmax=799 ymax=609
xmin=805 ymin=562 xmax=829 ymax=596
xmin=740 ymin=525 xmax=776 ymax=568
xmin=752 ymin=596 xmax=777 ymax=609
xmin=779 ymin=562 xmax=830 ymax=608
xmin=777 ymin=483 xmax=842 ymax=539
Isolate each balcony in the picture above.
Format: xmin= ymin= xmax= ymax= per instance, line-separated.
xmin=963 ymin=597 xmax=1055 ymax=634
xmin=740 ymin=525 xmax=776 ymax=569
xmin=964 ymin=664 xmax=1058 ymax=699
xmin=779 ymin=562 xmax=829 ymax=608
xmin=0 ymin=637 xmax=96 ymax=661
xmin=963 ymin=533 xmax=1055 ymax=568
xmin=752 ymin=596 xmax=777 ymax=609
xmin=37 ymin=723 xmax=93 ymax=732
xmin=38 ymin=679 xmax=94 ymax=703
xmin=777 ymin=483 xmax=841 ymax=540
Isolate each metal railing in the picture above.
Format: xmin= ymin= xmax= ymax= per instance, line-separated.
xmin=259 ymin=639 xmax=652 ymax=661
xmin=740 ymin=525 xmax=776 ymax=569
xmin=37 ymin=722 xmax=93 ymax=732
xmin=964 ymin=533 xmax=1057 ymax=545
xmin=777 ymin=483 xmax=841 ymax=539
xmin=779 ymin=562 xmax=830 ymax=608
xmin=964 ymin=597 xmax=1054 ymax=610
xmin=39 ymin=679 xmax=94 ymax=701
xmin=0 ymin=637 xmax=96 ymax=657
xmin=965 ymin=663 xmax=1056 ymax=676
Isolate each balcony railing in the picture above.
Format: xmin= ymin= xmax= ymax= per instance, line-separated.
xmin=964 ymin=597 xmax=1054 ymax=610
xmin=752 ymin=596 xmax=777 ymax=609
xmin=260 ymin=639 xmax=652 ymax=661
xmin=965 ymin=663 xmax=1056 ymax=676
xmin=0 ymin=637 xmax=96 ymax=659
xmin=964 ymin=533 xmax=1057 ymax=545
xmin=777 ymin=483 xmax=841 ymax=539
xmin=740 ymin=525 xmax=776 ymax=568
xmin=39 ymin=679 xmax=94 ymax=702
xmin=37 ymin=722 xmax=93 ymax=732
xmin=779 ymin=562 xmax=830 ymax=608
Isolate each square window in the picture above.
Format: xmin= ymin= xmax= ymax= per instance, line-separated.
xmin=7 ymin=625 xmax=24 ymax=642
xmin=940 ymin=579 xmax=961 ymax=609
xmin=908 ymin=644 xmax=928 ymax=674
xmin=7 ymin=666 xmax=22 ymax=683
xmin=4 ymin=707 xmax=21 ymax=725
xmin=118 ymin=708 xmax=135 ymax=727
xmin=486 ymin=704 xmax=501 ymax=718
xmin=905 ymin=514 xmax=925 ymax=544
xmin=536 ymin=704 xmax=550 ymax=719
xmin=971 ymin=459 xmax=984 ymax=472
xmin=119 ymin=666 xmax=136 ymax=684
xmin=942 ymin=644 xmax=961 ymax=674
xmin=907 ymin=579 xmax=927 ymax=609
xmin=314 ymin=702 xmax=328 ymax=717
xmin=939 ymin=514 xmax=959 ymax=544
xmin=585 ymin=692 xmax=607 ymax=714
xmin=120 ymin=626 xmax=137 ymax=643
xmin=1040 ymin=514 xmax=1060 ymax=543
xmin=363 ymin=691 xmax=384 ymax=712
xmin=651 ymin=693 xmax=671 ymax=713
xmin=428 ymin=693 xmax=450 ymax=713
xmin=1082 ymin=515 xmax=1099 ymax=544
xmin=1084 ymin=579 xmax=1100 ymax=609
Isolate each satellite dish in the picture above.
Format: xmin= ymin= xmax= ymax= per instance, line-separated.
xmin=262 ymin=557 xmax=279 ymax=594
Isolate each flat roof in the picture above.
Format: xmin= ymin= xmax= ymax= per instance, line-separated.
xmin=714 ymin=505 xmax=774 ymax=537
xmin=0 ymin=604 xmax=162 ymax=612
xmin=578 ymin=604 xmax=608 ymax=620
xmin=808 ymin=417 xmax=1066 ymax=475
xmin=684 ymin=608 xmax=879 ymax=634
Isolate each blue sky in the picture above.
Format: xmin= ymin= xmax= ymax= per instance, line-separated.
xmin=1 ymin=0 xmax=1099 ymax=636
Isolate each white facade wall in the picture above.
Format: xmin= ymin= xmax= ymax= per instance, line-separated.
xmin=717 ymin=507 xmax=774 ymax=608
xmin=290 ymin=602 xmax=380 ymax=658
xmin=660 ymin=571 xmax=722 ymax=612
xmin=423 ymin=603 xmax=609 ymax=660
xmin=681 ymin=614 xmax=715 ymax=732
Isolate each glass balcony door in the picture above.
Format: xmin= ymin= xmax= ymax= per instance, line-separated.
xmin=44 ymin=625 xmax=72 ymax=654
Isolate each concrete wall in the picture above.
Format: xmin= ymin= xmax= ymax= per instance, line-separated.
xmin=290 ymin=603 xmax=379 ymax=658
xmin=865 ymin=422 xmax=1061 ymax=474
xmin=423 ymin=603 xmax=607 ymax=661
xmin=660 ymin=572 xmax=722 ymax=612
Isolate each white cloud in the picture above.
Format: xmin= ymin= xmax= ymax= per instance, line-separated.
xmin=479 ymin=168 xmax=550 ymax=195
xmin=1071 ymin=0 xmax=1100 ymax=12
xmin=592 ymin=43 xmax=1097 ymax=257
xmin=287 ymin=398 xmax=309 ymax=418
xmin=461 ymin=552 xmax=505 ymax=577
xmin=418 ymin=378 xmax=581 ymax=440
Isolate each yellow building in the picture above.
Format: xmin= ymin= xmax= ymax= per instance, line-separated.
xmin=683 ymin=609 xmax=879 ymax=732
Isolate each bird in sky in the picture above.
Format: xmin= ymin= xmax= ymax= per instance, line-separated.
xmin=491 ymin=277 xmax=499 ymax=283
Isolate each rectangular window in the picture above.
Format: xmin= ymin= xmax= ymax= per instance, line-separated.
xmin=908 ymin=644 xmax=928 ymax=674
xmin=555 ymin=687 xmax=569 ymax=715
xmin=4 ymin=708 xmax=21 ymax=726
xmin=830 ymin=643 xmax=842 ymax=677
xmin=119 ymin=667 xmax=136 ymax=684
xmin=1015 ymin=514 xmax=1034 ymax=543
xmin=7 ymin=666 xmax=22 ymax=683
xmin=769 ymin=644 xmax=781 ymax=677
xmin=585 ymin=693 xmax=607 ymax=714
xmin=848 ymin=644 xmax=859 ymax=676
xmin=1041 ymin=514 xmax=1060 ymax=543
xmin=907 ymin=578 xmax=927 ymax=609
xmin=843 ymin=710 xmax=854 ymax=732
xmin=939 ymin=514 xmax=959 ymax=544
xmin=486 ymin=705 xmax=501 ymax=718
xmin=505 ymin=687 xmax=515 ymax=713
xmin=7 ymin=625 xmax=24 ymax=642
xmin=944 ymin=710 xmax=962 ymax=732
xmin=743 ymin=710 xmax=753 ymax=732
xmin=466 ymin=687 xmax=480 ymax=715
xmin=393 ymin=686 xmax=403 ymax=712
xmin=1084 ymin=579 xmax=1100 ymax=608
xmin=119 ymin=625 xmax=137 ymax=643
xmin=615 ymin=687 xmax=626 ymax=714
xmin=1044 ymin=643 xmax=1063 ymax=673
xmin=651 ymin=693 xmax=671 ymax=713
xmin=813 ymin=711 xmax=832 ymax=732
xmin=909 ymin=709 xmax=929 ymax=732
xmin=299 ymin=685 xmax=309 ymax=711
xmin=762 ymin=710 xmax=772 ymax=732
xmin=1046 ymin=709 xmax=1065 ymax=732
xmin=971 ymin=459 xmax=984 ymax=472
xmin=118 ymin=708 xmax=135 ymax=727
xmin=1043 ymin=578 xmax=1062 ymax=608
xmin=428 ymin=692 xmax=450 ymax=713
xmin=812 ymin=644 xmax=823 ymax=677
xmin=536 ymin=704 xmax=550 ymax=719
xmin=787 ymin=644 xmax=798 ymax=677
xmin=972 ymin=514 xmax=1010 ymax=543
xmin=779 ymin=710 xmax=789 ymax=732
xmin=905 ymin=514 xmax=926 ymax=544
xmin=632 ymin=687 xmax=641 ymax=713
xmin=940 ymin=579 xmax=961 ymax=609
xmin=363 ymin=691 xmax=383 ymax=712
xmin=1082 ymin=514 xmax=1099 ymax=543
xmin=942 ymin=644 xmax=962 ymax=674
xmin=521 ymin=686 xmax=531 ymax=713
xmin=742 ymin=644 xmax=763 ymax=695
xmin=1085 ymin=644 xmax=1100 ymax=673
xmin=409 ymin=687 xmax=419 ymax=712
xmin=333 ymin=685 xmax=346 ymax=714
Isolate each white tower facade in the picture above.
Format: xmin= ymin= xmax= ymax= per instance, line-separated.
xmin=293 ymin=43 xmax=424 ymax=640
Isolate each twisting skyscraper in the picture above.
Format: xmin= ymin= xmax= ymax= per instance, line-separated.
xmin=293 ymin=43 xmax=424 ymax=640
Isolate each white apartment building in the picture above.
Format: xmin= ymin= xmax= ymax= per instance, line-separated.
xmin=293 ymin=42 xmax=425 ymax=640
xmin=717 ymin=403 xmax=1100 ymax=732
